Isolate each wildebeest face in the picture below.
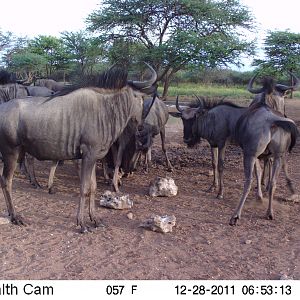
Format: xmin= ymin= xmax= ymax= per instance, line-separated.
xmin=135 ymin=123 xmax=153 ymax=152
xmin=181 ymin=108 xmax=202 ymax=147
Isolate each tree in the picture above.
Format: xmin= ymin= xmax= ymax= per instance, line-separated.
xmin=86 ymin=0 xmax=255 ymax=98
xmin=28 ymin=35 xmax=66 ymax=77
xmin=253 ymin=30 xmax=300 ymax=98
xmin=61 ymin=31 xmax=104 ymax=76
xmin=8 ymin=51 xmax=47 ymax=81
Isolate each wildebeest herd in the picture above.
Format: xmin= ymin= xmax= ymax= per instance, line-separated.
xmin=0 ymin=66 xmax=299 ymax=233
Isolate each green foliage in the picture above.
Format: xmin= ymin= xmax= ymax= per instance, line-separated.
xmin=86 ymin=0 xmax=255 ymax=97
xmin=253 ymin=30 xmax=300 ymax=75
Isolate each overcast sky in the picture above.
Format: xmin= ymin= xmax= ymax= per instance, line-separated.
xmin=1 ymin=0 xmax=299 ymax=69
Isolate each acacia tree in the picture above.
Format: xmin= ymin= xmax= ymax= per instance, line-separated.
xmin=61 ymin=31 xmax=104 ymax=76
xmin=87 ymin=0 xmax=255 ymax=98
xmin=253 ymin=30 xmax=300 ymax=97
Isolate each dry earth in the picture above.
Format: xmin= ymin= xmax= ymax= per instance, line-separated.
xmin=0 ymin=99 xmax=300 ymax=280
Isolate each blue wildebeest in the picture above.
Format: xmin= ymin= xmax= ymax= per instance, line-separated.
xmin=0 ymin=64 xmax=157 ymax=233
xmin=229 ymin=102 xmax=298 ymax=225
xmin=34 ymin=78 xmax=65 ymax=92
xmin=133 ymin=96 xmax=173 ymax=172
xmin=247 ymin=73 xmax=300 ymax=188
xmin=170 ymin=96 xmax=264 ymax=200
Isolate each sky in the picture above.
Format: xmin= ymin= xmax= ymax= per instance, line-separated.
xmin=1 ymin=0 xmax=300 ymax=69
xmin=0 ymin=0 xmax=100 ymax=38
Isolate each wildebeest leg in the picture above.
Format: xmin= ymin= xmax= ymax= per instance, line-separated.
xmin=77 ymin=156 xmax=97 ymax=233
xmin=216 ymin=145 xmax=226 ymax=199
xmin=160 ymin=128 xmax=173 ymax=171
xmin=207 ymin=147 xmax=218 ymax=192
xmin=25 ymin=154 xmax=41 ymax=189
xmin=229 ymin=155 xmax=256 ymax=226
xmin=1 ymin=151 xmax=25 ymax=225
xmin=48 ymin=161 xmax=59 ymax=194
xmin=266 ymin=156 xmax=282 ymax=220
xmin=254 ymin=159 xmax=264 ymax=201
xmin=112 ymin=143 xmax=125 ymax=192
xmin=145 ymin=148 xmax=151 ymax=172
xmin=88 ymin=164 xmax=103 ymax=228
xmin=281 ymin=155 xmax=295 ymax=194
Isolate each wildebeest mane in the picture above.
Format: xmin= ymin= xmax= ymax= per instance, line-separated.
xmin=48 ymin=67 xmax=128 ymax=99
xmin=0 ymin=70 xmax=16 ymax=84
xmin=189 ymin=96 xmax=243 ymax=110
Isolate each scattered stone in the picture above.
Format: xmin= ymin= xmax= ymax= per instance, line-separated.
xmin=140 ymin=215 xmax=176 ymax=233
xmin=279 ymin=273 xmax=294 ymax=280
xmin=0 ymin=217 xmax=10 ymax=225
xmin=127 ymin=212 xmax=134 ymax=220
xmin=283 ymin=194 xmax=300 ymax=203
xmin=100 ymin=190 xmax=133 ymax=210
xmin=244 ymin=239 xmax=252 ymax=245
xmin=149 ymin=176 xmax=178 ymax=197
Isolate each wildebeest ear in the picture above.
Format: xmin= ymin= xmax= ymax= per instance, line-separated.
xmin=169 ymin=112 xmax=182 ymax=118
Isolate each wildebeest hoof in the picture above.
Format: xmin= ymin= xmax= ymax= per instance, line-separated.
xmin=48 ymin=187 xmax=56 ymax=194
xmin=79 ymin=226 xmax=92 ymax=234
xmin=167 ymin=167 xmax=173 ymax=172
xmin=31 ymin=182 xmax=42 ymax=189
xmin=216 ymin=194 xmax=223 ymax=199
xmin=11 ymin=215 xmax=26 ymax=226
xmin=229 ymin=215 xmax=239 ymax=226
xmin=266 ymin=211 xmax=274 ymax=220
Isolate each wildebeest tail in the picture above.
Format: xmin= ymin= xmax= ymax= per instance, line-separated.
xmin=273 ymin=120 xmax=299 ymax=152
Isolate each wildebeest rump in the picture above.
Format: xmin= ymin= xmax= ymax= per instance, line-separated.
xmin=0 ymin=64 xmax=157 ymax=233
xmin=230 ymin=103 xmax=298 ymax=225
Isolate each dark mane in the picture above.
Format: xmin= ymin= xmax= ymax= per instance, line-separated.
xmin=261 ymin=76 xmax=276 ymax=94
xmin=48 ymin=67 xmax=128 ymax=99
xmin=0 ymin=70 xmax=16 ymax=85
xmin=189 ymin=96 xmax=243 ymax=110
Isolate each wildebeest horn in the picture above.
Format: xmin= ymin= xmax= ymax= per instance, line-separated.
xmin=175 ymin=96 xmax=183 ymax=112
xmin=247 ymin=73 xmax=264 ymax=94
xmin=142 ymin=91 xmax=157 ymax=120
xmin=275 ymin=72 xmax=300 ymax=92
xmin=128 ymin=62 xmax=157 ymax=90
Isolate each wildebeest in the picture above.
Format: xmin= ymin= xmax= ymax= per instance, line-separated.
xmin=134 ymin=96 xmax=173 ymax=172
xmin=247 ymin=73 xmax=300 ymax=188
xmin=230 ymin=102 xmax=298 ymax=225
xmin=34 ymin=78 xmax=65 ymax=92
xmin=0 ymin=63 xmax=157 ymax=233
xmin=248 ymin=72 xmax=300 ymax=115
xmin=170 ymin=96 xmax=264 ymax=200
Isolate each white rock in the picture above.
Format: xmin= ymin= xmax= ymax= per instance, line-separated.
xmin=0 ymin=217 xmax=10 ymax=225
xmin=149 ymin=176 xmax=178 ymax=197
xmin=140 ymin=215 xmax=176 ymax=233
xmin=99 ymin=190 xmax=133 ymax=209
xmin=284 ymin=194 xmax=300 ymax=203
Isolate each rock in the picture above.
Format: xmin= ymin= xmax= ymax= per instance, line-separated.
xmin=244 ymin=239 xmax=252 ymax=245
xmin=149 ymin=176 xmax=178 ymax=197
xmin=99 ymin=190 xmax=133 ymax=210
xmin=140 ymin=215 xmax=176 ymax=233
xmin=0 ymin=217 xmax=10 ymax=225
xmin=283 ymin=194 xmax=300 ymax=203
xmin=127 ymin=212 xmax=134 ymax=220
xmin=207 ymin=170 xmax=214 ymax=176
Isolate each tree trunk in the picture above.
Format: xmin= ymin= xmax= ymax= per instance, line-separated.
xmin=290 ymin=72 xmax=294 ymax=99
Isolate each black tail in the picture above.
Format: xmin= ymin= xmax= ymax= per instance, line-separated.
xmin=273 ymin=120 xmax=299 ymax=152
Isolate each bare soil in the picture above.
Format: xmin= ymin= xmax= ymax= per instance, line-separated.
xmin=1 ymin=99 xmax=300 ymax=280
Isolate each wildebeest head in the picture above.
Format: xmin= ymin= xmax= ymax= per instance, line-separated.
xmin=248 ymin=72 xmax=300 ymax=113
xmin=169 ymin=96 xmax=206 ymax=147
xmin=135 ymin=94 xmax=158 ymax=152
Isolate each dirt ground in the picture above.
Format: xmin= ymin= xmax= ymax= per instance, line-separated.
xmin=0 ymin=99 xmax=300 ymax=280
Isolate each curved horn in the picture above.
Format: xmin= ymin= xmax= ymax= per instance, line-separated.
xmin=247 ymin=73 xmax=264 ymax=94
xmin=175 ymin=96 xmax=183 ymax=112
xmin=142 ymin=91 xmax=157 ymax=120
xmin=276 ymin=72 xmax=300 ymax=92
xmin=128 ymin=62 xmax=157 ymax=90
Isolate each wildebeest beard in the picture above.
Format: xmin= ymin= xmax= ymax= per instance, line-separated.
xmin=183 ymin=117 xmax=201 ymax=148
